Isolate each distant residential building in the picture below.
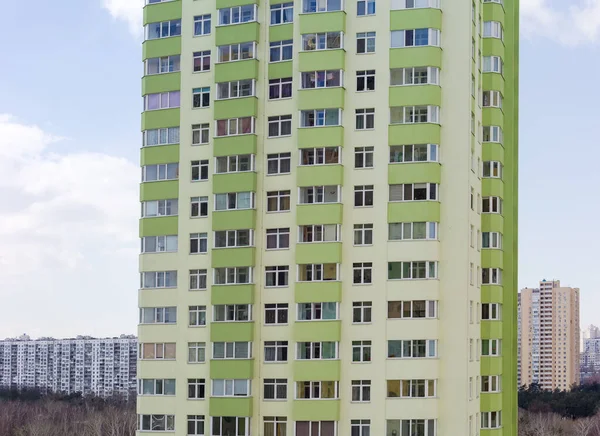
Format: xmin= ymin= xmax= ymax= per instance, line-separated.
xmin=581 ymin=329 xmax=600 ymax=383
xmin=518 ymin=280 xmax=580 ymax=391
xmin=581 ymin=324 xmax=600 ymax=352
xmin=0 ymin=334 xmax=137 ymax=398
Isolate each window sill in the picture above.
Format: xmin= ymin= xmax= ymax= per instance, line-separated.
xmin=299 ymin=10 xmax=345 ymax=15
xmin=193 ymin=70 xmax=211 ymax=74
xmin=212 ymin=246 xmax=255 ymax=250
xmin=144 ymin=71 xmax=180 ymax=78
xmin=215 ymin=21 xmax=258 ymax=28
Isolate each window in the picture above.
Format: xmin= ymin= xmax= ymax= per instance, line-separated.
xmin=298 ymin=264 xmax=339 ymax=281
xmin=267 ymin=228 xmax=290 ymax=249
xmin=188 ymin=379 xmax=206 ymax=399
xmin=188 ymin=416 xmax=205 ymax=436
xmin=302 ymin=0 xmax=342 ymax=13
xmin=265 ymin=266 xmax=289 ymax=287
xmin=192 ymin=87 xmax=211 ymax=109
xmin=483 ymin=56 xmax=503 ymax=73
xmin=145 ymin=19 xmax=181 ymax=40
xmin=295 ymin=422 xmax=336 ymax=436
xmin=483 ymin=90 xmax=502 ymax=108
xmin=217 ymin=79 xmax=255 ymax=99
xmin=481 ymin=376 xmax=501 ymax=392
xmin=388 ymin=261 xmax=437 ymax=279
xmin=219 ymin=5 xmax=256 ymax=25
xmin=388 ymin=222 xmax=437 ymax=240
xmin=142 ymin=163 xmax=179 ymax=182
xmin=194 ymin=14 xmax=211 ymax=36
xmin=352 ymin=341 xmax=371 ymax=362
xmin=146 ymin=55 xmax=181 ymax=75
xmin=216 ymin=117 xmax=255 ymax=137
xmin=355 ymin=108 xmax=375 ymax=130
xmin=481 ymin=339 xmax=501 ymax=356
xmin=268 ymin=115 xmax=293 ymax=137
xmin=356 ymin=32 xmax=376 ymax=53
xmin=267 ymin=153 xmax=291 ymax=175
xmin=482 ymin=161 xmax=502 ymax=178
xmin=214 ymin=267 xmax=253 ymax=285
xmin=387 ymin=340 xmax=437 ymax=358
xmin=353 ymin=302 xmax=372 ymax=323
xmin=357 ymin=0 xmax=375 ymax=15
xmin=353 ymin=263 xmax=372 ymax=284
xmin=139 ymin=307 xmax=177 ymax=324
xmin=391 ymin=0 xmax=440 ymax=8
xmin=387 ymin=301 xmax=437 ymax=319
xmin=299 ymin=186 xmax=340 ymax=204
xmin=191 ymin=160 xmax=209 ymax=182
xmin=483 ymin=21 xmax=503 ymax=39
xmin=213 ymin=342 xmax=252 ymax=359
xmin=482 ymin=303 xmax=501 ymax=321
xmin=138 ymin=415 xmax=175 ymax=431
xmin=386 ymin=420 xmax=436 ymax=436
xmin=140 ymin=342 xmax=176 ymax=360
xmin=218 ymin=42 xmax=256 ymax=62
xmin=141 ymin=235 xmax=178 ymax=253
xmin=212 ymin=379 xmax=251 ymax=397
xmin=188 ymin=306 xmax=206 ymax=327
xmin=190 ymin=233 xmax=208 ymax=254
xmin=141 ymin=199 xmax=178 ymax=217
xmin=144 ymin=91 xmax=180 ymax=110
xmin=390 ymin=66 xmax=440 ymax=86
xmin=302 ymin=32 xmax=343 ymax=50
xmin=390 ymin=144 xmax=438 ymax=164
xmin=482 ymin=268 xmax=502 ymax=285
xmin=387 ymin=379 xmax=436 ymax=398
xmin=390 ymin=106 xmax=439 ymax=124
xmin=297 ymin=224 xmax=339 ymax=243
xmin=300 ymin=70 xmax=342 ymax=88
xmin=482 ymin=232 xmax=502 ymax=249
xmin=297 ymin=302 xmax=338 ymax=320
xmin=482 ymin=196 xmax=502 ymax=214
xmin=300 ymin=109 xmax=341 ymax=127
xmin=296 ymin=381 xmax=338 ymax=399
xmin=483 ymin=126 xmax=503 ymax=143
xmin=389 ymin=183 xmax=438 ymax=202
xmin=192 ymin=123 xmax=209 ymax=145
xmin=212 ymin=417 xmax=250 ymax=436
xmin=191 ymin=196 xmax=208 ymax=218
xmin=267 ymin=190 xmax=291 ymax=212
xmin=271 ymin=2 xmax=293 ymax=24
xmin=214 ymin=304 xmax=252 ymax=322
xmin=143 ymin=127 xmax=180 ymax=147
xmin=353 ymin=147 xmax=374 ymax=169
xmin=391 ymin=29 xmax=440 ymax=47
xmin=351 ymin=380 xmax=371 ymax=402
xmin=269 ymin=77 xmax=293 ymax=99
xmin=215 ymin=192 xmax=255 ymax=211
xmin=270 ymin=40 xmax=293 ymax=62
xmin=265 ymin=341 xmax=288 ymax=362
xmin=216 ymin=154 xmax=254 ymax=173
xmin=264 ymin=380 xmax=288 ymax=400
xmin=297 ymin=342 xmax=338 ymax=359
xmin=300 ymin=147 xmax=340 ymax=165
xmin=353 ymin=224 xmax=373 ymax=245
xmin=354 ymin=185 xmax=373 ymax=207
xmin=264 ymin=417 xmax=287 ymax=436
xmin=356 ymin=71 xmax=375 ymax=92
xmin=265 ymin=303 xmax=289 ymax=324
xmin=141 ymin=271 xmax=178 ymax=288
xmin=214 ymin=229 xmax=252 ymax=248
xmin=188 ymin=342 xmax=206 ymax=363
xmin=481 ymin=412 xmax=501 ymax=429
xmin=193 ymin=51 xmax=211 ymax=72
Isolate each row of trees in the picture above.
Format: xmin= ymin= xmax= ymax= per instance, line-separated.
xmin=519 ymin=383 xmax=600 ymax=418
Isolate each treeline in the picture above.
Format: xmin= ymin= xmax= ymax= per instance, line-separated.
xmin=0 ymin=388 xmax=136 ymax=436
xmin=519 ymin=383 xmax=600 ymax=418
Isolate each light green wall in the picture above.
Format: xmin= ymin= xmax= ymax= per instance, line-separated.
xmin=215 ymin=23 xmax=260 ymax=46
xmin=297 ymin=127 xmax=344 ymax=148
xmin=299 ymin=50 xmax=346 ymax=71
xmin=296 ymin=243 xmax=342 ymax=265
xmin=143 ymin=1 xmax=181 ymax=25
xmin=293 ymin=360 xmax=341 ymax=381
xmin=388 ymin=124 xmax=440 ymax=145
xmin=389 ymin=9 xmax=442 ymax=30
xmin=210 ymin=322 xmax=255 ymax=341
xmin=387 ymin=202 xmax=440 ymax=222
xmin=212 ymin=172 xmax=258 ymax=194
xmin=299 ymin=12 xmax=346 ymax=33
xmin=297 ymin=165 xmax=343 ymax=186
xmin=142 ymin=37 xmax=181 ymax=60
xmin=213 ymin=135 xmax=258 ymax=157
xmin=211 ymin=247 xmax=256 ymax=268
xmin=211 ymin=284 xmax=255 ymax=304
xmin=215 ymin=59 xmax=259 ymax=82
xmin=142 ymin=73 xmax=181 ymax=95
xmin=139 ymin=217 xmax=179 ymax=237
xmin=297 ymin=204 xmax=343 ymax=225
xmin=211 ymin=210 xmax=257 ymax=231
xmin=388 ymin=163 xmax=441 ymax=184
xmin=140 ymin=181 xmax=179 ymax=201
xmin=214 ymin=97 xmax=258 ymax=119
xmin=140 ymin=145 xmax=180 ymax=166
xmin=210 ymin=359 xmax=255 ymax=379
xmin=209 ymin=397 xmax=253 ymax=417
xmin=293 ymin=400 xmax=340 ymax=420
xmin=295 ymin=282 xmax=342 ymax=303
xmin=298 ymin=88 xmax=345 ymax=110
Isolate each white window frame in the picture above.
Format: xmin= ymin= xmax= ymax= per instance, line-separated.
xmin=144 ymin=91 xmax=180 ymax=111
xmin=188 ymin=342 xmax=206 ymax=363
xmin=265 ymin=303 xmax=289 ymax=325
xmin=302 ymin=0 xmax=343 ymax=13
xmin=298 ymin=186 xmax=341 ymax=204
xmin=297 ymin=302 xmax=339 ymax=321
xmin=386 ymin=420 xmax=437 ymax=436
xmin=138 ymin=379 xmax=176 ymax=396
xmin=143 ymin=127 xmax=180 ymax=147
xmin=213 ymin=267 xmax=254 ymax=285
xmin=214 ymin=192 xmax=255 ymax=211
xmin=355 ymin=108 xmax=375 ymax=130
xmin=211 ymin=379 xmax=251 ymax=397
xmin=390 ymin=105 xmax=440 ymax=124
xmin=145 ymin=55 xmax=181 ymax=75
xmin=264 ymin=379 xmax=288 ymax=400
xmin=270 ymin=39 xmax=294 ymax=62
xmin=353 ymin=223 xmax=373 ymax=245
xmin=391 ymin=0 xmax=440 ymax=9
xmin=354 ymin=185 xmax=373 ymax=207
xmin=213 ymin=304 xmax=253 ymax=322
xmin=297 ymin=264 xmax=340 ymax=282
xmin=187 ymin=378 xmax=206 ymax=399
xmin=141 ymin=235 xmax=178 ymax=253
xmin=299 ymin=109 xmax=342 ymax=127
xmin=483 ymin=90 xmax=503 ymax=108
xmin=215 ymin=154 xmax=255 ymax=173
xmin=145 ymin=19 xmax=181 ymax=40
xmin=191 ymin=196 xmax=209 ymax=218
xmin=388 ymin=222 xmax=438 ymax=241
xmin=481 ymin=339 xmax=501 ymax=357
xmin=387 ymin=300 xmax=437 ymax=319
xmin=390 ymin=66 xmax=440 ymax=86
xmin=299 ymin=147 xmax=341 ymax=165
xmin=353 ymin=262 xmax=372 ymax=284
xmin=352 ymin=301 xmax=372 ymax=323
xmin=300 ymin=70 xmax=343 ymax=89
xmin=387 ymin=261 xmax=438 ymax=280
xmin=352 ymin=340 xmax=372 ymax=362
xmin=212 ymin=417 xmax=250 ymax=436
xmin=215 ymin=117 xmax=255 ymax=137
xmin=190 ymin=232 xmax=208 ymax=254
xmin=389 ymin=183 xmax=438 ymax=202
xmin=265 ymin=265 xmax=290 ymax=287
xmin=301 ymin=31 xmax=344 ymax=51
xmin=140 ymin=271 xmax=178 ymax=289
xmin=193 ymin=14 xmax=211 ymax=36
xmin=482 ymin=268 xmax=502 ymax=285
xmin=192 ymin=123 xmax=210 ymax=145
xmin=217 ymin=42 xmax=257 ymax=63
xmin=295 ymin=381 xmax=339 ymax=399
xmin=351 ymin=380 xmax=371 ymax=402
xmin=298 ymin=224 xmax=340 ymax=243
xmin=481 ymin=411 xmax=502 ymax=429
xmin=216 ymin=79 xmax=255 ymax=100
xmin=214 ymin=229 xmax=253 ymax=248
xmin=354 ymin=146 xmax=374 ymax=168
xmin=264 ymin=341 xmax=289 ymax=362
xmin=138 ymin=414 xmax=176 ymax=431
xmin=386 ymin=379 xmax=436 ymax=398
xmin=481 ymin=375 xmax=501 ymax=393
xmin=188 ymin=305 xmax=207 ymax=327
xmin=296 ymin=342 xmax=339 ymax=360
xmin=212 ymin=342 xmax=252 ymax=359
xmin=356 ymin=31 xmax=376 ymax=53
xmin=188 ymin=415 xmax=205 ymax=435
xmin=267 ymin=152 xmax=292 ymax=175
xmin=483 ymin=125 xmax=503 ymax=143
xmin=267 ymin=190 xmax=291 ymax=212
xmin=141 ymin=199 xmax=179 ymax=217
xmin=483 ymin=56 xmax=503 ymax=74
xmin=193 ymin=50 xmax=211 ymax=72
xmin=268 ymin=115 xmax=293 ymax=137
xmin=139 ymin=307 xmax=177 ymax=324
xmin=482 ymin=231 xmax=502 ymax=249
xmin=192 ymin=87 xmax=211 ymax=109
xmin=142 ymin=163 xmax=179 ymax=182
xmin=389 ymin=144 xmax=438 ymax=163
xmin=266 ymin=228 xmax=290 ymax=250
xmin=271 ymin=2 xmax=294 ymax=25
xmin=191 ymin=160 xmax=209 ymax=182
xmin=482 ymin=196 xmax=502 ymax=214
xmin=269 ymin=77 xmax=293 ymax=99
xmin=482 ymin=303 xmax=501 ymax=321
xmin=482 ymin=161 xmax=502 ymax=178
xmin=483 ymin=21 xmax=503 ymax=39
xmin=390 ymin=28 xmax=440 ymax=48
xmin=218 ymin=4 xmax=257 ymax=26
xmin=387 ymin=339 xmax=437 ymax=358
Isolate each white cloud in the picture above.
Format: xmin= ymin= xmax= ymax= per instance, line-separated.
xmin=102 ymin=0 xmax=144 ymax=36
xmin=0 ymin=115 xmax=139 ymax=338
xmin=521 ymin=0 xmax=600 ymax=45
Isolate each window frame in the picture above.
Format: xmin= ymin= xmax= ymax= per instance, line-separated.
xmin=213 ymin=267 xmax=254 ymax=285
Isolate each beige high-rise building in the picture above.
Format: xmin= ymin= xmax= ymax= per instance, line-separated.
xmin=518 ymin=280 xmax=580 ymax=390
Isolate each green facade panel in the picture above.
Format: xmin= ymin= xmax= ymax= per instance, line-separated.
xmin=142 ymin=73 xmax=181 ymax=95
xmin=387 ymin=202 xmax=440 ymax=222
xmin=139 ymin=216 xmax=179 ymax=237
xmin=299 ymin=50 xmax=346 ymax=71
xmin=298 ymin=88 xmax=345 ymax=110
xmin=295 ymin=282 xmax=342 ymax=303
xmin=142 ymin=37 xmax=182 ymax=60
xmin=270 ymin=24 xmax=293 ymax=41
xmin=209 ymin=359 xmax=255 ymax=379
xmin=481 ymin=214 xmax=504 ymax=232
xmin=211 ymin=247 xmax=256 ymax=268
xmin=293 ymin=360 xmax=341 ymax=381
xmin=299 ymin=12 xmax=346 ymax=33
xmin=209 ymin=397 xmax=253 ymax=417
xmin=388 ymin=163 xmax=441 ymax=184
xmin=297 ymin=127 xmax=344 ymax=148
xmin=388 ymin=124 xmax=441 ymax=145
xmin=210 ymin=322 xmax=255 ymax=341
xmin=297 ymin=204 xmax=343 ymax=225
xmin=293 ymin=400 xmax=340 ymax=421
xmin=481 ymin=286 xmax=504 ymax=304
xmin=212 ymin=210 xmax=257 ymax=231
xmin=482 ymin=143 xmax=505 ymax=163
xmin=294 ymin=321 xmax=341 ymax=342
xmin=480 ymin=393 xmax=504 ymax=411
xmin=213 ymin=135 xmax=258 ymax=157
xmin=482 ymin=178 xmax=504 ymax=197
xmin=483 ymin=73 xmax=505 ymax=95
xmin=269 ymin=61 xmax=294 ymax=79
xmin=213 ymin=172 xmax=258 ymax=194
xmin=215 ymin=59 xmax=259 ymax=82
xmin=389 ymin=47 xmax=442 ymax=68
xmin=297 ymin=165 xmax=343 ymax=187
xmin=389 ymin=85 xmax=441 ymax=107
xmin=482 ymin=38 xmax=505 ymax=58
xmin=481 ymin=357 xmax=503 ymax=375
xmin=140 ymin=180 xmax=179 ymax=201
xmin=140 ymin=145 xmax=180 ymax=166
xmin=483 ymin=3 xmax=506 ymax=24
xmin=215 ymin=23 xmax=260 ymax=46
xmin=214 ymin=97 xmax=258 ymax=119
xmin=141 ymin=109 xmax=181 ymax=131
xmin=211 ymin=284 xmax=255 ymax=304
xmin=217 ymin=0 xmax=258 ymax=8
xmin=143 ymin=1 xmax=182 ymax=25
xmin=389 ymin=9 xmax=442 ymax=30
xmin=295 ymin=243 xmax=342 ymax=264
xmin=481 ymin=250 xmax=504 ymax=269
xmin=481 ymin=321 xmax=504 ymax=339
xmin=483 ymin=108 xmax=504 ymax=128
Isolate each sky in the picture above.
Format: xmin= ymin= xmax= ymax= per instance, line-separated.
xmin=1 ymin=0 xmax=600 ymax=339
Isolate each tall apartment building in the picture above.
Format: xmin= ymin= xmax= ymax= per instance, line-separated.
xmin=139 ymin=0 xmax=518 ymax=434
xmin=0 ymin=335 xmax=137 ymax=398
xmin=518 ymin=280 xmax=580 ymax=391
